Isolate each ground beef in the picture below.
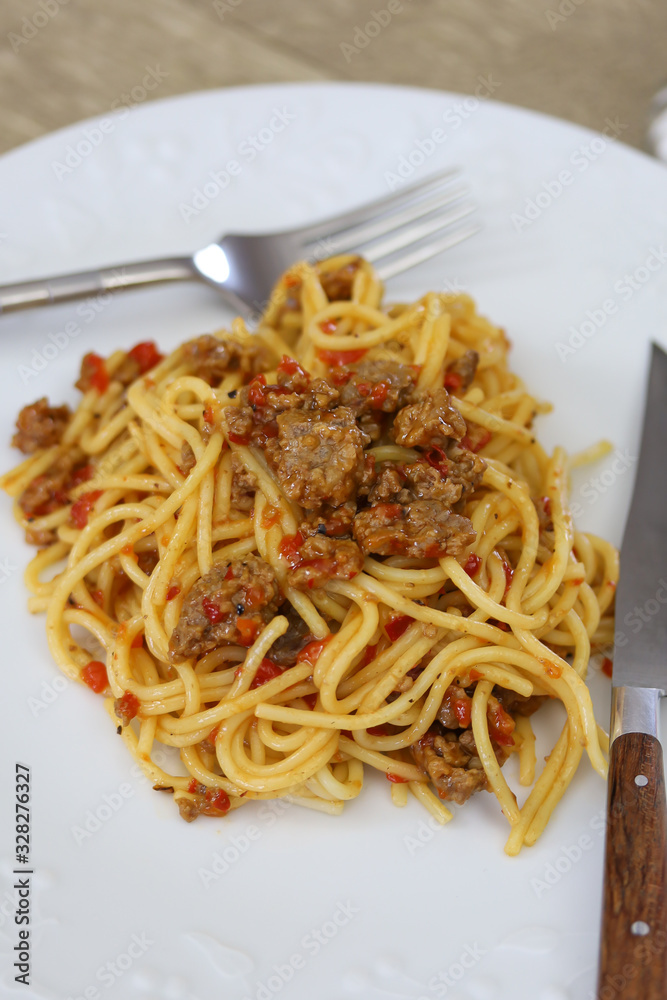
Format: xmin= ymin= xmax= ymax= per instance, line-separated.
xmin=319 ymin=258 xmax=360 ymax=301
xmin=445 ymin=350 xmax=479 ymax=391
xmin=137 ymin=549 xmax=159 ymax=576
xmin=411 ymin=731 xmax=489 ymax=804
xmin=230 ymin=455 xmax=257 ymax=512
xmin=300 ymin=500 xmax=357 ymax=538
xmin=442 ymin=445 xmax=486 ymax=499
xmin=25 ymin=525 xmax=58 ymax=546
xmin=392 ymin=388 xmax=466 ymax=448
xmin=223 ymin=376 xmax=339 ymax=449
xmin=19 ymin=453 xmax=75 ymax=518
xmin=270 ymin=407 xmax=370 ymax=509
xmin=183 ymin=334 xmax=271 ymax=385
xmin=270 ymin=604 xmax=313 ymax=666
xmin=338 ymin=359 xmax=417 ymax=415
xmin=177 ymin=782 xmax=230 ymax=822
xmin=179 ymin=442 xmax=196 ymax=475
xmin=286 ymin=534 xmax=364 ymax=591
xmin=495 ymin=688 xmax=548 ymax=717
xmin=169 ymin=556 xmax=281 ymax=661
xmin=12 ymin=399 xmax=71 ymax=454
xmin=368 ymin=460 xmax=462 ymax=507
xmin=353 ymin=500 xmax=475 ymax=559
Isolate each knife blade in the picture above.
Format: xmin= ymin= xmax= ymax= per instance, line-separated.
xmin=598 ymin=341 xmax=667 ymax=999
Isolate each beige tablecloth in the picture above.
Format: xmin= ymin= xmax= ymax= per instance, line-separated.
xmin=1 ymin=0 xmax=665 ymax=154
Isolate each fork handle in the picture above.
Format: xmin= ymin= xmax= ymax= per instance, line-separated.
xmin=0 ymin=257 xmax=197 ymax=315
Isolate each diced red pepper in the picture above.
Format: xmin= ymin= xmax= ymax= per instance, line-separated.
xmin=261 ymin=505 xmax=282 ymax=529
xmin=444 ymin=370 xmax=463 ymax=391
xmin=541 ymin=496 xmax=553 ymax=517
xmin=316 ymin=347 xmax=367 ymax=367
xmin=441 ymin=687 xmax=472 ymax=727
xmin=463 ymin=553 xmax=482 ymax=577
xmin=385 ymin=615 xmax=413 ymax=641
xmin=128 ymin=341 xmax=163 ymax=374
xmin=279 ymin=532 xmax=304 ymax=570
xmin=68 ymin=464 xmax=94 ymax=488
xmin=131 ymin=633 xmax=144 ymax=648
xmin=367 ymin=724 xmax=389 ymax=736
xmin=227 ymin=430 xmax=251 ymax=445
xmin=503 ymin=561 xmax=514 ymax=593
xmin=236 ymin=617 xmax=259 ymax=646
xmin=369 ymin=382 xmax=389 ymax=407
xmin=81 ymin=660 xmax=108 ymax=693
xmin=487 ymin=701 xmax=515 ymax=746
xmin=83 ymin=353 xmax=109 ymax=394
xmin=386 ymin=772 xmax=409 ymax=783
xmin=296 ymin=637 xmax=331 ymax=665
xmin=601 ymin=657 xmax=613 ymax=678
xmin=90 ymin=589 xmax=104 ymax=608
xmin=277 ymin=355 xmax=309 ymax=380
xmin=71 ymin=490 xmax=103 ymax=529
xmin=166 ymin=585 xmax=180 ymax=600
xmin=462 ymin=429 xmax=492 ymax=453
xmin=204 ymin=788 xmax=231 ymax=815
xmin=116 ymin=691 xmax=140 ymax=722
xmin=356 ymin=380 xmax=372 ymax=397
xmin=248 ymin=374 xmax=268 ymax=407
xmin=243 ymin=585 xmax=266 ymax=611
xmin=202 ymin=597 xmax=223 ymax=624
xmin=303 ymin=692 xmax=318 ymax=709
xmin=250 ymin=658 xmax=285 ymax=689
xmin=319 ymin=320 xmax=338 ymax=334
xmin=424 ymin=445 xmax=449 ymax=476
xmin=329 ymin=368 xmax=354 ymax=387
xmin=362 ymin=643 xmax=378 ymax=667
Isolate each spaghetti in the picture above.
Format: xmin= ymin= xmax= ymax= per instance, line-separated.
xmin=1 ymin=255 xmax=618 ymax=854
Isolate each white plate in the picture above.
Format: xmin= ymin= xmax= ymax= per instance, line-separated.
xmin=1 ymin=82 xmax=667 ymax=1000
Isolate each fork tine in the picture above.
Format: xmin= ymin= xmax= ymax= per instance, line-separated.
xmin=374 ymin=222 xmax=482 ymax=282
xmin=361 ymin=202 xmax=478 ymax=264
xmin=305 ymin=185 xmax=471 ymax=256
xmin=293 ymin=165 xmax=461 ymax=247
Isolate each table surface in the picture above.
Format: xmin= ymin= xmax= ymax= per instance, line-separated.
xmin=1 ymin=0 xmax=665 ymax=156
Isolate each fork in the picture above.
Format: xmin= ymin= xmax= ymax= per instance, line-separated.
xmin=0 ymin=167 xmax=478 ymax=318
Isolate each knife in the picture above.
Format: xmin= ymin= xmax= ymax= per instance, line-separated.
xmin=598 ymin=342 xmax=667 ymax=998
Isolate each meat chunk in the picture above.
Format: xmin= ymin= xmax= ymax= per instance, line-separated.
xmin=392 ymin=388 xmax=466 ymax=448
xmin=19 ymin=453 xmax=75 ymax=518
xmin=445 ymin=350 xmax=479 ymax=392
xmin=300 ymin=500 xmax=357 ymax=538
xmin=338 ymin=359 xmax=417 ymax=415
xmin=179 ymin=442 xmax=196 ymax=475
xmin=183 ymin=334 xmax=271 ymax=385
xmin=353 ymin=500 xmax=475 ymax=559
xmin=441 ymin=445 xmax=486 ymax=499
xmin=12 ymin=398 xmax=71 ymax=454
xmin=319 ymin=258 xmax=360 ymax=301
xmin=494 ymin=688 xmax=547 ymax=717
xmin=169 ymin=556 xmax=281 ymax=661
xmin=368 ymin=460 xmax=462 ymax=507
xmin=270 ymin=604 xmax=313 ymax=666
xmin=286 ymin=534 xmax=364 ymax=591
xmin=411 ymin=731 xmax=489 ymax=805
xmin=436 ymin=684 xmax=472 ymax=728
xmin=223 ymin=373 xmax=339 ymax=449
xmin=271 ymin=407 xmax=370 ymax=509
xmin=230 ymin=454 xmax=257 ymax=512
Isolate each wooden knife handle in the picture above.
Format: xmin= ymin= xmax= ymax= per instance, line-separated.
xmin=598 ymin=732 xmax=667 ymax=998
